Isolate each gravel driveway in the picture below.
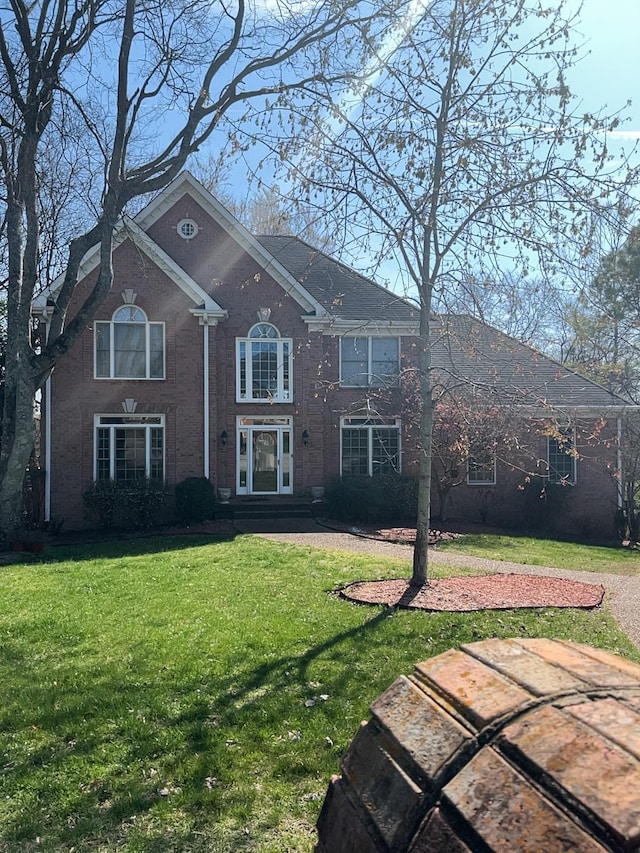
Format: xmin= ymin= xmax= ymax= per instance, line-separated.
xmin=233 ymin=518 xmax=640 ymax=650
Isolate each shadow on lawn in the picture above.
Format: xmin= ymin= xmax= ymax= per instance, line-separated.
xmin=0 ymin=604 xmax=398 ymax=850
xmin=18 ymin=529 xmax=240 ymax=564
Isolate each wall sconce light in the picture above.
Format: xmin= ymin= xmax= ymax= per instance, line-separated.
xmin=220 ymin=430 xmax=228 ymax=447
xmin=302 ymin=429 xmax=309 ymax=447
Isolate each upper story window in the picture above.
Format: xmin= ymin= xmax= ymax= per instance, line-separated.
xmin=95 ymin=305 xmax=165 ymax=379
xmin=236 ymin=323 xmax=292 ymax=403
xmin=177 ymin=218 xmax=199 ymax=240
xmin=548 ymin=429 xmax=576 ymax=484
xmin=340 ymin=336 xmax=400 ymax=387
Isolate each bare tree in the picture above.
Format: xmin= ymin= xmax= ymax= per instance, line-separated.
xmin=276 ymin=0 xmax=638 ymax=584
xmin=0 ymin=0 xmax=396 ymax=534
xmin=191 ymin=150 xmax=339 ymax=251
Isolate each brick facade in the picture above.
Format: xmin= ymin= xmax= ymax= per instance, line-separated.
xmin=41 ymin=174 xmax=624 ymax=536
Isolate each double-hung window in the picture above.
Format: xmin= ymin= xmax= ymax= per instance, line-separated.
xmin=237 ymin=323 xmax=292 ymax=402
xmin=340 ymin=336 xmax=400 ymax=387
xmin=95 ymin=306 xmax=164 ymax=379
xmin=548 ymin=430 xmax=576 ymax=484
xmin=341 ymin=417 xmax=401 ymax=476
xmin=95 ymin=415 xmax=164 ymax=482
xmin=467 ymin=453 xmax=496 ymax=485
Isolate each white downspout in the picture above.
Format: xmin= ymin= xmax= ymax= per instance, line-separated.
xmin=203 ymin=320 xmax=210 ymax=479
xmin=44 ymin=375 xmax=51 ymax=521
xmin=617 ymin=416 xmax=623 ymax=508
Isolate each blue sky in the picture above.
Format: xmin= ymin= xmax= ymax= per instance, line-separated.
xmin=569 ymin=0 xmax=640 ymax=147
xmin=198 ymin=0 xmax=640 ymax=254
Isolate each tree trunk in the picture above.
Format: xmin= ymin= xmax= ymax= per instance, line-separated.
xmin=0 ymin=368 xmax=37 ymax=534
xmin=439 ymin=486 xmax=452 ymax=523
xmin=411 ymin=303 xmax=434 ymax=586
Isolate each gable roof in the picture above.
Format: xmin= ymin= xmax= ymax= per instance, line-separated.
xmin=256 ymin=235 xmax=419 ymax=331
xmin=34 ymin=216 xmax=227 ymax=321
xmin=30 ymin=171 xmax=633 ymax=415
xmin=258 ymin=236 xmax=628 ymax=411
xmin=433 ymin=315 xmax=629 ymax=413
xmin=134 ymin=172 xmax=326 ymax=318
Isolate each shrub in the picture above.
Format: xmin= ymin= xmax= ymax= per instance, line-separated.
xmin=326 ymin=474 xmax=418 ymax=524
xmin=83 ymin=479 xmax=169 ymax=530
xmin=514 ymin=475 xmax=570 ymax=534
xmin=174 ymin=477 xmax=215 ymax=524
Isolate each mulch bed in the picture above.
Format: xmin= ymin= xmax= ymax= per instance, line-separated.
xmin=339 ymin=574 xmax=605 ymax=612
xmin=324 ymin=520 xmax=607 ymax=611
xmin=319 ymin=520 xmax=458 ymax=545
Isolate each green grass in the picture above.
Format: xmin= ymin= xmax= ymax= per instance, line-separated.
xmin=0 ymin=534 xmax=638 ymax=851
xmin=437 ymin=533 xmax=640 ymax=574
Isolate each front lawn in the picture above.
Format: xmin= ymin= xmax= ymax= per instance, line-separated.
xmin=437 ymin=532 xmax=640 ymax=574
xmin=0 ymin=535 xmax=637 ymax=851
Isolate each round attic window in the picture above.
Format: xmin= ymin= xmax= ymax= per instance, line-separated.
xmin=177 ymin=218 xmax=198 ymax=240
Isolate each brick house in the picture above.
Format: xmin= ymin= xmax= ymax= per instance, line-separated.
xmin=35 ymin=173 xmax=629 ymax=536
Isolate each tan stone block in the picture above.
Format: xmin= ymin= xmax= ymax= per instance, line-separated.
xmin=518 ymin=639 xmax=640 ymax=687
xmin=414 ymin=648 xmax=531 ymax=729
xmin=567 ymin=696 xmax=640 ymax=760
xmin=501 ymin=703 xmax=640 ymax=847
xmin=315 ymin=775 xmax=381 ymax=853
xmin=371 ymin=675 xmax=473 ymax=782
xmin=443 ymin=748 xmax=608 ymax=852
xmin=462 ymin=637 xmax=592 ymax=696
xmin=341 ymin=721 xmax=423 ymax=849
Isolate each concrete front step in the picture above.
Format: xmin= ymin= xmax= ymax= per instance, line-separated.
xmin=231 ymin=508 xmax=313 ymax=520
xmin=215 ymin=499 xmax=319 ymax=520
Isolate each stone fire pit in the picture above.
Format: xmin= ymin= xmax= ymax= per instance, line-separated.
xmin=315 ymin=638 xmax=640 ymax=852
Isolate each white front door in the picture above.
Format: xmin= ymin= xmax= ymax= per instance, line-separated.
xmin=237 ymin=419 xmax=293 ymax=495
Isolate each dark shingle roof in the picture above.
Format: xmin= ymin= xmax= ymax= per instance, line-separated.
xmin=433 ymin=315 xmax=628 ymax=411
xmin=257 ymin=235 xmax=628 ymax=411
xmin=256 ymin=235 xmax=418 ymax=324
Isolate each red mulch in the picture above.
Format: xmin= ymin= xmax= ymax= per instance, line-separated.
xmin=340 ymin=574 xmax=605 ymax=612
xmin=324 ymin=520 xmax=607 ymax=611
xmin=321 ymin=520 xmax=456 ymax=545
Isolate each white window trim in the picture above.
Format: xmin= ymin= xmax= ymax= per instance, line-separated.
xmin=94 ymin=414 xmax=165 ymax=481
xmin=176 ymin=218 xmax=199 ymax=240
xmin=94 ymin=311 xmax=165 ymax=380
xmin=339 ymin=416 xmax=402 ymax=476
xmin=467 ymin=455 xmax=497 ymax=486
xmin=547 ymin=429 xmax=577 ymax=485
xmin=236 ymin=326 xmax=293 ymax=403
xmin=339 ymin=335 xmax=401 ymax=388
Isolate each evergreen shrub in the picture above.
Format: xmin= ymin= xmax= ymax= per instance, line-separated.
xmin=83 ymin=479 xmax=169 ymax=530
xmin=326 ymin=474 xmax=418 ymax=524
xmin=174 ymin=477 xmax=216 ymax=524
